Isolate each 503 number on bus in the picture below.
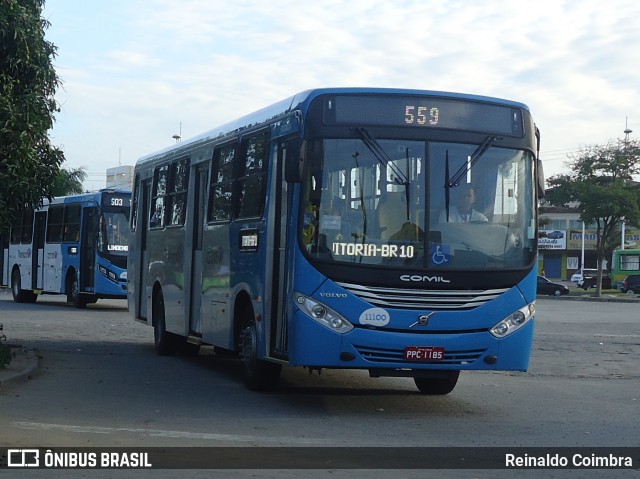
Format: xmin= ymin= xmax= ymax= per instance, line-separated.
xmin=404 ymin=105 xmax=440 ymax=126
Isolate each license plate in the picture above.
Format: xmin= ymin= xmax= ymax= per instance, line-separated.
xmin=404 ymin=346 xmax=445 ymax=361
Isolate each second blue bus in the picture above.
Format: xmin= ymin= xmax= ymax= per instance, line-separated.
xmin=2 ymin=189 xmax=131 ymax=308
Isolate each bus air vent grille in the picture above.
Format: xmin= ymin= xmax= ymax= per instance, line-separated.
xmin=337 ymin=282 xmax=508 ymax=311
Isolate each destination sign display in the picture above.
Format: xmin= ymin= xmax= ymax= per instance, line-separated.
xmin=102 ymin=193 xmax=131 ymax=210
xmin=325 ymin=95 xmax=524 ymax=136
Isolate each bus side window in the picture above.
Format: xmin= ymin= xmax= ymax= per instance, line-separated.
xmin=21 ymin=209 xmax=34 ymax=243
xmin=208 ymin=143 xmax=235 ymax=223
xmin=168 ymin=158 xmax=189 ymax=226
xmin=150 ymin=165 xmax=169 ymax=229
xmin=46 ymin=206 xmax=64 ymax=243
xmin=237 ymin=131 xmax=269 ymax=219
xmin=63 ymin=205 xmax=81 ymax=242
xmin=10 ymin=224 xmax=20 ymax=244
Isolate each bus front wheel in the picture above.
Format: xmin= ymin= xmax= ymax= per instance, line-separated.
xmin=241 ymin=309 xmax=281 ymax=391
xmin=413 ymin=371 xmax=460 ymax=395
xmin=11 ymin=269 xmax=37 ymax=304
xmin=66 ymin=269 xmax=88 ymax=309
xmin=153 ymin=291 xmax=177 ymax=356
xmin=69 ymin=275 xmax=87 ymax=309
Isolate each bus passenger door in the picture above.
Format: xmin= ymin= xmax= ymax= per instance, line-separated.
xmin=33 ymin=211 xmax=46 ymax=290
xmin=189 ymin=164 xmax=208 ymax=336
xmin=80 ymin=207 xmax=97 ymax=293
xmin=267 ymin=138 xmax=295 ymax=359
xmin=136 ymin=180 xmax=151 ymax=320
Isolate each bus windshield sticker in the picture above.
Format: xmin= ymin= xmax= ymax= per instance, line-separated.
xmin=332 ymin=242 xmax=415 ymax=259
xmin=430 ymin=244 xmax=451 ymax=266
xmin=240 ymin=229 xmax=259 ymax=251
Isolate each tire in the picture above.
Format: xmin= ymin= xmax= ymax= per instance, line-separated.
xmin=553 ymin=289 xmax=562 ymax=296
xmin=69 ymin=274 xmax=87 ymax=309
xmin=11 ymin=269 xmax=37 ymax=303
xmin=153 ymin=291 xmax=177 ymax=355
xmin=414 ymin=371 xmax=460 ymax=395
xmin=240 ymin=306 xmax=281 ymax=391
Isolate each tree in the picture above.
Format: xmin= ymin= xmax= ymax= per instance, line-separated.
xmin=52 ymin=166 xmax=88 ymax=196
xmin=547 ymin=139 xmax=640 ymax=296
xmin=0 ymin=0 xmax=65 ymax=230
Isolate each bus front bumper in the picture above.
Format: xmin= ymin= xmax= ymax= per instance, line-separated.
xmin=288 ymin=310 xmax=534 ymax=372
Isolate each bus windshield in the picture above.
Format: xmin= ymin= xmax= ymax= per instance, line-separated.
xmin=98 ymin=212 xmax=130 ymax=257
xmin=301 ymin=138 xmax=536 ymax=270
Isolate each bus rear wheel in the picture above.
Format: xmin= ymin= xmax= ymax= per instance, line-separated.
xmin=240 ymin=309 xmax=281 ymax=391
xmin=11 ymin=269 xmax=37 ymax=303
xmin=413 ymin=371 xmax=460 ymax=395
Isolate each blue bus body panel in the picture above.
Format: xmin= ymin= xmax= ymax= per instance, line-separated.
xmin=94 ymin=256 xmax=128 ymax=297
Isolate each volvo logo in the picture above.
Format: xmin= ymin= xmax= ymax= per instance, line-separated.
xmin=410 ymin=312 xmax=436 ymax=328
xmin=400 ymin=274 xmax=451 ymax=283
xmin=319 ymin=292 xmax=348 ymax=298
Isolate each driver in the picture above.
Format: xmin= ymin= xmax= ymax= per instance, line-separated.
xmin=439 ymin=184 xmax=488 ymax=223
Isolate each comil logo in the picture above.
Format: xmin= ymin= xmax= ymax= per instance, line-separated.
xmin=8 ymin=449 xmax=40 ymax=467
xmin=359 ymin=308 xmax=390 ymax=326
xmin=400 ymin=274 xmax=451 ymax=283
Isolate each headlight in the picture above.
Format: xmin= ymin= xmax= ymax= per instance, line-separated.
xmin=490 ymin=302 xmax=535 ymax=338
xmin=99 ymin=265 xmax=120 ymax=283
xmin=294 ymin=293 xmax=354 ymax=334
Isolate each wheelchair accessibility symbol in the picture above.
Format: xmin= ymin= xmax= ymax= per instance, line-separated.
xmin=430 ymin=244 xmax=451 ymax=265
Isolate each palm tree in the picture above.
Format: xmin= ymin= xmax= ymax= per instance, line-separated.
xmin=51 ymin=166 xmax=88 ymax=196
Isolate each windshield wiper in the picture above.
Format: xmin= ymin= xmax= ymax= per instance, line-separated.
xmin=447 ymin=136 xmax=497 ymax=188
xmin=444 ymin=136 xmax=497 ymax=222
xmin=355 ymin=127 xmax=411 ymax=222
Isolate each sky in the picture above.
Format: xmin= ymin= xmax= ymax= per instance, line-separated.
xmin=41 ymin=0 xmax=640 ymax=190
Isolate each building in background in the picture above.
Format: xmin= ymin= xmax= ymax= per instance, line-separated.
xmin=538 ymin=204 xmax=640 ymax=282
xmin=106 ymin=165 xmax=134 ymax=191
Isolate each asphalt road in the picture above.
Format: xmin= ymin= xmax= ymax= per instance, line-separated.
xmin=0 ymin=291 xmax=638 ymax=478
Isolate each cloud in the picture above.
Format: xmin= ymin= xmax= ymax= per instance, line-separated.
xmin=43 ymin=0 xmax=640 ymax=185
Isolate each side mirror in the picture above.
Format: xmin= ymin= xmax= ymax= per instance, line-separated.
xmin=536 ymin=159 xmax=545 ymax=199
xmin=284 ymin=138 xmax=304 ymax=183
xmin=535 ymin=127 xmax=545 ymax=199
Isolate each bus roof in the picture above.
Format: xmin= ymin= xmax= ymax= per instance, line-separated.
xmin=136 ymin=87 xmax=531 ymax=166
xmin=43 ymin=188 xmax=131 ymax=207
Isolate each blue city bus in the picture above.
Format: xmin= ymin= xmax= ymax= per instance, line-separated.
xmin=128 ymin=88 xmax=544 ymax=394
xmin=3 ymin=189 xmax=131 ymax=308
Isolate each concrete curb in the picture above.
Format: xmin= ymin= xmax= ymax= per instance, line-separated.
xmin=0 ymin=346 xmax=39 ymax=389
